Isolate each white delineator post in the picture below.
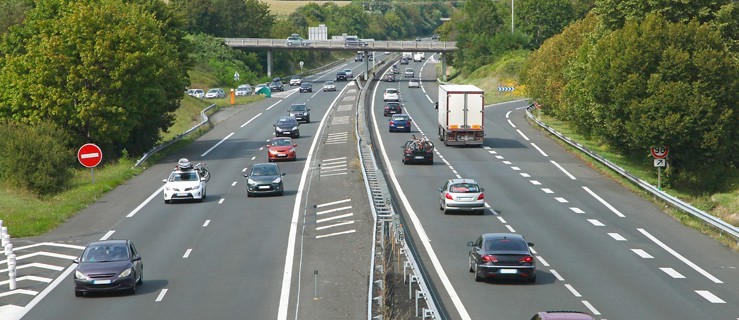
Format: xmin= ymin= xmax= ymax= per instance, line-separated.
xmin=8 ymin=253 xmax=17 ymax=290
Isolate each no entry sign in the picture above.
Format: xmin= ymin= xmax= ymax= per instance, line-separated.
xmin=78 ymin=143 xmax=102 ymax=168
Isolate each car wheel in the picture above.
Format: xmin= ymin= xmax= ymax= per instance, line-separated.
xmin=164 ymin=199 xmax=170 ymax=204
xmin=473 ymin=264 xmax=482 ymax=282
xmin=268 ymin=158 xmax=273 ymax=162
xmin=528 ymin=273 xmax=537 ymax=283
xmin=439 ymin=200 xmax=444 ymax=210
xmin=247 ymin=192 xmax=252 ymax=197
xmin=129 ymin=280 xmax=137 ymax=295
xmin=137 ymin=271 xmax=143 ymax=285
xmin=306 ymin=118 xmax=310 ymax=123
xmin=468 ymin=256 xmax=475 ymax=272
xmin=75 ymin=291 xmax=84 ymax=297
xmin=278 ymin=191 xmax=284 ymax=196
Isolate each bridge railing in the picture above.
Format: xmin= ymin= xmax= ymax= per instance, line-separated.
xmin=223 ymin=38 xmax=457 ymax=51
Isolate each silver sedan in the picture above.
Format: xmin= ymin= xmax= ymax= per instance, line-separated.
xmin=439 ymin=178 xmax=486 ymax=214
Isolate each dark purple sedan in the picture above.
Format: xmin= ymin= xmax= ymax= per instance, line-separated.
xmin=73 ymin=239 xmax=143 ymax=296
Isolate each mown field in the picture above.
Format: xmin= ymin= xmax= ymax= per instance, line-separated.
xmin=264 ymin=0 xmax=351 ymax=17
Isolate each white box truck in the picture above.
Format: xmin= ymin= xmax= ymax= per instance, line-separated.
xmin=437 ymin=85 xmax=485 ymax=146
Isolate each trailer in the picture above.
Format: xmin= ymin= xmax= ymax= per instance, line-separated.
xmin=437 ymin=85 xmax=485 ymax=146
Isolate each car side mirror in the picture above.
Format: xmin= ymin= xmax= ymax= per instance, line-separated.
xmin=73 ymin=258 xmax=79 ymax=264
xmin=200 ymin=177 xmax=207 ymax=181
xmin=132 ymin=256 xmax=142 ymax=261
xmin=528 ymin=242 xmax=535 ymax=247
xmin=438 ymin=188 xmax=443 ymax=192
xmin=480 ymin=188 xmax=485 ymax=192
xmin=162 ymin=179 xmax=167 ymax=183
xmin=281 ymin=173 xmax=286 ymax=176
xmin=266 ymin=144 xmax=271 ymax=148
xmin=243 ymin=173 xmax=249 ymax=178
xmin=466 ymin=241 xmax=474 ymax=247
xmin=293 ymin=144 xmax=298 ymax=147
xmin=307 ymin=109 xmax=311 ymax=111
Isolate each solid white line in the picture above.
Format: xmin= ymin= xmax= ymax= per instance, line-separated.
xmin=638 ymin=228 xmax=723 ymax=283
xmin=316 ymin=221 xmax=354 ymax=231
xmin=3 ymin=262 xmax=63 ymax=272
xmin=155 ymin=289 xmax=168 ymax=302
xmin=316 ymin=229 xmax=356 ymax=239
xmin=516 ymin=129 xmax=530 ymax=141
xmin=581 ymin=300 xmax=601 ymax=315
xmin=316 ymin=199 xmax=351 ymax=208
xmin=201 ymin=132 xmax=235 ymax=157
xmin=695 ymin=290 xmax=725 ymax=303
xmin=322 ymin=156 xmax=347 ymax=162
xmin=660 ymin=267 xmax=685 ymax=278
xmin=505 ymin=225 xmax=516 ymax=232
xmin=587 ymin=219 xmax=604 ymax=226
xmin=565 ymin=284 xmax=581 ymax=297
xmin=555 ymin=197 xmax=569 ymax=203
xmin=608 ymin=233 xmax=626 ymax=241
xmin=536 ymin=256 xmax=550 ymax=267
xmin=127 ymin=186 xmax=165 ymax=217
xmin=320 ymin=172 xmax=349 ymax=177
xmin=100 ymin=230 xmax=115 ymax=240
xmin=203 ymin=220 xmax=210 ymax=227
xmin=325 ymin=141 xmax=347 ymax=145
xmin=316 ymin=206 xmax=352 ymax=215
xmin=569 ymin=207 xmax=585 ymax=214
xmin=0 ymin=275 xmax=51 ymax=286
xmin=321 ymin=164 xmax=347 ymax=170
xmin=316 ymin=213 xmax=354 ymax=224
xmin=0 ymin=289 xmax=38 ymax=298
xmin=321 ymin=160 xmax=346 ymax=166
xmin=550 ymin=160 xmax=575 ymax=179
xmin=0 ymin=252 xmax=76 ymax=265
xmin=505 ymin=110 xmax=512 ymax=119
xmin=550 ymin=269 xmax=564 ymax=281
xmin=582 ymin=186 xmax=625 ymax=217
xmin=14 ymin=242 xmax=86 ymax=251
xmin=530 ymin=143 xmax=548 ymax=157
xmin=183 ymin=249 xmax=192 ymax=259
xmin=631 ymin=249 xmax=653 ymax=259
xmin=240 ymin=112 xmax=263 ymax=128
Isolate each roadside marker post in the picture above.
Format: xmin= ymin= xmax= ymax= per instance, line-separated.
xmin=651 ymin=146 xmax=669 ymax=190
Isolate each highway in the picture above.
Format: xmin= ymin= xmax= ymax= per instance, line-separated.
xmin=368 ymin=55 xmax=739 ymax=319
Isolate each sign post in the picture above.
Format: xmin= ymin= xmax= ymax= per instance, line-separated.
xmin=299 ymin=61 xmax=304 ymax=73
xmin=650 ymin=146 xmax=669 ymax=190
xmin=78 ymin=143 xmax=102 ymax=184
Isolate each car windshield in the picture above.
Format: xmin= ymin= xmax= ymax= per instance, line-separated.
xmin=170 ymin=171 xmax=198 ymax=182
xmin=386 ymin=89 xmax=398 ymax=94
xmin=277 ymin=118 xmax=296 ymax=126
xmin=82 ymin=244 xmax=129 ymax=262
xmin=272 ymin=139 xmax=292 ymax=147
xmin=449 ymin=183 xmax=479 ymax=193
xmin=290 ymin=105 xmax=306 ymax=111
xmin=207 ymin=89 xmax=219 ymax=93
xmin=325 ymin=81 xmax=334 ymax=85
xmin=485 ymin=239 xmax=528 ymax=252
xmin=301 ymin=83 xmax=310 ymax=87
xmin=251 ymin=166 xmax=279 ymax=176
xmin=392 ymin=115 xmax=409 ymax=121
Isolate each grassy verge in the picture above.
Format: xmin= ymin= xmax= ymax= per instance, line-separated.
xmin=441 ymin=50 xmax=530 ymax=104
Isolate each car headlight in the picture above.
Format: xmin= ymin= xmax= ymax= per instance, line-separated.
xmin=119 ymin=267 xmax=132 ymax=278
xmin=272 ymin=177 xmax=282 ymax=183
xmin=275 ymin=127 xmax=284 ymax=132
xmin=247 ymin=178 xmax=256 ymax=185
xmin=291 ymin=126 xmax=298 ymax=130
xmin=75 ymin=270 xmax=87 ymax=280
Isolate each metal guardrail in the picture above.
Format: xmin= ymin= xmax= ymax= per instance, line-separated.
xmin=525 ymin=106 xmax=739 ymax=240
xmin=223 ymin=38 xmax=458 ymax=52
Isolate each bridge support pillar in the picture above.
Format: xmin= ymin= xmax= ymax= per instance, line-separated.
xmin=364 ymin=50 xmax=369 ymax=81
xmin=441 ymin=53 xmax=447 ymax=82
xmin=267 ymin=50 xmax=273 ymax=78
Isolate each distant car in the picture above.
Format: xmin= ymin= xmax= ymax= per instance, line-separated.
xmin=368 ymin=54 xmax=374 ymax=61
xmin=404 ymin=68 xmax=414 ymax=78
xmin=389 ymin=114 xmax=411 ymax=132
xmin=344 ymin=36 xmax=366 ymax=47
xmin=400 ymin=57 xmax=409 ymax=65
xmin=383 ymin=88 xmax=399 ymax=102
xmin=383 ymin=102 xmax=402 ymax=116
xmin=274 ymin=116 xmax=300 ymax=138
xmin=162 ymin=167 xmax=207 ymax=203
xmin=244 ymin=163 xmax=285 ymax=197
xmin=336 ymin=71 xmax=348 ymax=81
xmin=409 ymin=78 xmax=420 ymax=88
xmin=269 ymin=79 xmax=284 ymax=92
xmin=267 ymin=137 xmax=298 ymax=162
xmin=323 ymin=80 xmax=336 ymax=91
xmin=391 ymin=65 xmax=399 ymax=74
xmin=288 ymin=103 xmax=310 ymax=123
xmin=189 ymin=89 xmax=205 ymax=98
xmin=468 ymin=233 xmax=536 ymax=282
xmin=384 ymin=74 xmax=395 ymax=82
xmin=289 ymin=76 xmax=302 ymax=86
xmin=286 ymin=35 xmax=307 ymax=46
xmin=354 ymin=54 xmax=363 ymax=62
xmin=416 ymin=52 xmax=425 ymax=60
xmin=343 ymin=69 xmax=353 ymax=78
xmin=235 ymin=84 xmax=252 ymax=96
xmin=438 ymin=178 xmax=485 ymax=214
xmin=415 ymin=36 xmax=421 ymax=41
xmin=73 ymin=239 xmax=143 ymax=297
xmin=402 ymin=137 xmax=434 ymax=164
xmin=205 ymin=88 xmax=226 ymax=98
xmin=299 ymin=82 xmax=312 ymax=93
xmin=431 ymin=34 xmax=440 ymax=40
xmin=413 ymin=53 xmax=422 ymax=62
xmin=530 ymin=311 xmax=596 ymax=320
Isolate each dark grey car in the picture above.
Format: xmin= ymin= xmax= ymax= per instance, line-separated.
xmin=467 ymin=233 xmax=536 ymax=282
xmin=274 ymin=116 xmax=300 ymax=138
xmin=73 ymin=239 xmax=143 ymax=296
xmin=269 ymin=78 xmax=284 ymax=91
xmin=288 ymin=104 xmax=311 ymax=123
xmin=244 ymin=163 xmax=285 ymax=196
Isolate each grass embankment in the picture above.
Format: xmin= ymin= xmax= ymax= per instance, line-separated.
xmin=441 ymin=50 xmax=530 ymax=105
xmin=264 ymin=0 xmax=351 ymax=18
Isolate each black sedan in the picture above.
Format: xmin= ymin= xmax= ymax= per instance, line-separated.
xmin=299 ymin=82 xmax=312 ymax=93
xmin=274 ymin=116 xmax=300 ymax=138
xmin=467 ymin=233 xmax=536 ymax=282
xmin=244 ymin=163 xmax=285 ymax=196
xmin=73 ymin=239 xmax=143 ymax=296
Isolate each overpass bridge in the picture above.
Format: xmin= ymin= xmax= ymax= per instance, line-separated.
xmin=223 ymin=38 xmax=457 ymax=79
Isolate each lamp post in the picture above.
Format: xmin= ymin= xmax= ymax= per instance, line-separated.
xmin=510 ymin=0 xmax=514 ymax=33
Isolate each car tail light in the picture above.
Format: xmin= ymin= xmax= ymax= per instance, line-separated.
xmin=477 ymin=193 xmax=484 ymax=200
xmin=389 ymin=121 xmax=395 ymax=125
xmin=520 ymin=256 xmax=534 ymax=264
xmin=445 ymin=193 xmax=453 ymax=200
xmin=482 ymin=255 xmax=498 ymax=263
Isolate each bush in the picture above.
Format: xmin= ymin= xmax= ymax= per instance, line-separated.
xmin=0 ymin=122 xmax=74 ymax=196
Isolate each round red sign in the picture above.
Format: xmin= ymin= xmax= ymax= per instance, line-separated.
xmin=650 ymin=146 xmax=669 ymax=159
xmin=78 ymin=143 xmax=102 ymax=168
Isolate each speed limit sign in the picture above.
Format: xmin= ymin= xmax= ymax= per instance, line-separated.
xmin=651 ymin=146 xmax=669 ymax=159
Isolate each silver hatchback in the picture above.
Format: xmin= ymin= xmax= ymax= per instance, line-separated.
xmin=439 ymin=178 xmax=485 ymax=214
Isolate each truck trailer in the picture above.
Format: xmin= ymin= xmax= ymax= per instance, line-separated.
xmin=437 ymin=85 xmax=485 ymax=146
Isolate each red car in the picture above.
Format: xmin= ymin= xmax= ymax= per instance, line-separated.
xmin=267 ymin=137 xmax=298 ymax=162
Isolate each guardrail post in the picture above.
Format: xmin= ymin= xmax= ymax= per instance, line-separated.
xmin=408 ymin=275 xmax=417 ymax=299
xmin=423 ymin=308 xmax=434 ymax=319
xmin=415 ymin=290 xmax=426 ymax=317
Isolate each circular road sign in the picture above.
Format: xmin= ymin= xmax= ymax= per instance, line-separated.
xmin=78 ymin=143 xmax=102 ymax=168
xmin=650 ymin=146 xmax=669 ymax=159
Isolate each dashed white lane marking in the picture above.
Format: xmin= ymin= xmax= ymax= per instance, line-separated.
xmin=516 ymin=129 xmax=530 ymax=141
xmin=542 ymin=188 xmax=554 ymax=194
xmin=565 ymin=284 xmax=582 ymax=297
xmin=505 ymin=225 xmax=516 ymax=232
xmin=231 ymin=181 xmax=237 ymax=186
xmin=582 ymin=300 xmax=601 ymax=315
xmin=316 ymin=199 xmax=351 ymax=208
xmin=240 ymin=112 xmax=263 ymax=128
xmin=155 ymin=289 xmax=168 ymax=302
xmin=555 ymin=197 xmax=569 ymax=203
xmin=520 ymin=173 xmax=530 ymax=178
xmin=483 ymin=146 xmax=491 ymax=150
xmin=251 ymin=156 xmax=256 ymax=161
xmin=100 ymin=230 xmax=115 ymax=241
xmin=502 ymin=161 xmax=512 ymax=165
xmin=550 ymin=269 xmax=564 ymax=281
xmin=266 ymin=101 xmax=280 ymax=110
xmin=201 ymin=132 xmax=235 ymax=157
xmin=203 ymin=220 xmax=210 ymax=227
xmin=218 ymin=198 xmax=225 ymax=204
xmin=536 ymin=256 xmax=550 ymax=267
xmin=530 ymin=143 xmax=548 ymax=157
xmin=497 ymin=216 xmax=507 ymax=224
xmin=660 ymin=267 xmax=686 ymax=278
xmin=550 ymin=160 xmax=576 ymax=179
xmin=631 ymin=249 xmax=654 ymax=259
xmin=495 ymin=155 xmax=504 ymax=159
xmin=695 ymin=290 xmax=725 ymax=303
xmin=511 ymin=167 xmax=521 ymax=171
xmin=316 ymin=221 xmax=354 ymax=231
xmin=569 ymin=207 xmax=585 ymax=213
xmin=638 ymin=228 xmax=723 ymax=284
xmin=507 ymin=119 xmax=516 ymax=128
xmin=488 ymin=150 xmax=497 ymax=154
xmin=608 ymin=233 xmax=626 ymax=241
xmin=587 ymin=219 xmax=605 ymax=226
xmin=316 ymin=206 xmax=352 ymax=215
xmin=582 ymin=186 xmax=624 ymax=217
xmin=127 ymin=186 xmax=165 ymax=217
xmin=183 ymin=249 xmax=192 ymax=259
xmin=530 ymin=180 xmax=541 ymax=185
xmin=448 ymin=165 xmax=454 ymax=170
xmin=316 ymin=229 xmax=356 ymax=239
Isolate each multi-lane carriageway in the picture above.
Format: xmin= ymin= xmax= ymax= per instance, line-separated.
xmin=1 ymin=52 xmax=737 ymax=320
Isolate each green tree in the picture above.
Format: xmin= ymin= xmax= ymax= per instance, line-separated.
xmin=0 ymin=0 xmax=33 ymax=34
xmin=0 ymin=0 xmax=191 ymax=156
xmin=515 ymin=0 xmax=577 ymax=48
xmin=594 ymin=0 xmax=730 ymax=30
